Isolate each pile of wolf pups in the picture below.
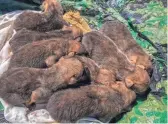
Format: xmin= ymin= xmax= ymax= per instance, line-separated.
xmin=0 ymin=0 xmax=153 ymax=123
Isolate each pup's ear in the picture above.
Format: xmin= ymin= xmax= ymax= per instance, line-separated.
xmin=69 ymin=77 xmax=77 ymax=85
xmin=45 ymin=55 xmax=57 ymax=67
xmin=42 ymin=0 xmax=49 ymax=12
xmin=125 ymin=78 xmax=134 ymax=88
xmin=67 ymin=52 xmax=75 ymax=57
xmin=129 ymin=55 xmax=138 ymax=64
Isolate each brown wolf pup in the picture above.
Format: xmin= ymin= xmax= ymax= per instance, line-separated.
xmin=9 ymin=29 xmax=74 ymax=52
xmin=47 ymin=81 xmax=136 ymax=123
xmin=0 ymin=57 xmax=85 ymax=108
xmin=13 ymin=0 xmax=68 ymax=32
xmin=100 ymin=20 xmax=152 ymax=71
xmin=9 ymin=38 xmax=86 ymax=68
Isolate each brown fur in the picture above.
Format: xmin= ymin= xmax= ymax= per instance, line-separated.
xmin=9 ymin=29 xmax=74 ymax=52
xmin=0 ymin=57 xmax=84 ymax=107
xmin=13 ymin=0 xmax=68 ymax=32
xmin=81 ymin=31 xmax=150 ymax=94
xmin=100 ymin=21 xmax=152 ymax=71
xmin=9 ymin=38 xmax=86 ymax=68
xmin=47 ymin=82 xmax=136 ymax=123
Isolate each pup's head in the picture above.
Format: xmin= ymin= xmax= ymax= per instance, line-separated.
xmin=68 ymin=39 xmax=87 ymax=55
xmin=42 ymin=0 xmax=63 ymax=15
xmin=56 ymin=57 xmax=84 ymax=85
xmin=62 ymin=25 xmax=83 ymax=39
xmin=96 ymin=68 xmax=116 ymax=86
xmin=129 ymin=53 xmax=152 ymax=72
xmin=110 ymin=81 xmax=136 ymax=107
xmin=125 ymin=66 xmax=150 ymax=94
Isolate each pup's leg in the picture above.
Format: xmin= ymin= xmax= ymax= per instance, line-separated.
xmin=26 ymin=87 xmax=51 ymax=106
